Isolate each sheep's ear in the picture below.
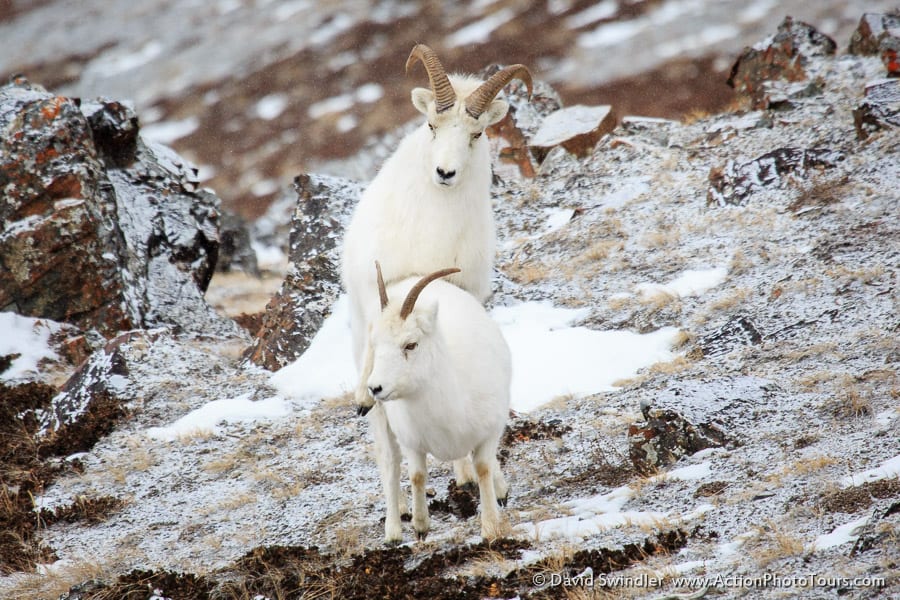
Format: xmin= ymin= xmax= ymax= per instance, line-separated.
xmin=417 ymin=302 xmax=439 ymax=333
xmin=411 ymin=88 xmax=434 ymax=115
xmin=483 ymin=99 xmax=508 ymax=126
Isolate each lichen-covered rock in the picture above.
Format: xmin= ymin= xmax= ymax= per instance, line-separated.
xmin=628 ymin=377 xmax=779 ymax=473
xmin=0 ymin=78 xmax=235 ymax=336
xmin=243 ymin=174 xmax=361 ymax=370
xmin=707 ymin=147 xmax=845 ymax=206
xmin=36 ymin=330 xmax=151 ymax=456
xmin=853 ymin=79 xmax=900 ymax=139
xmin=727 ymin=16 xmax=836 ymax=109
xmin=849 ymin=13 xmax=900 ymax=55
xmin=694 ymin=315 xmax=763 ymax=359
xmin=848 ymin=12 xmax=900 ymax=77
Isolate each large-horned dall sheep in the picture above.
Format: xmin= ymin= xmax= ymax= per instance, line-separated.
xmin=365 ymin=262 xmax=512 ymax=542
xmin=342 ymin=43 xmax=531 ymax=404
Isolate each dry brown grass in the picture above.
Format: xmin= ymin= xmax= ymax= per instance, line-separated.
xmin=503 ymin=260 xmax=553 ymax=285
xmin=578 ymin=239 xmax=623 ymax=264
xmin=3 ymin=560 xmax=112 ymax=600
xmin=646 ymin=355 xmax=693 ymax=377
xmin=640 ymin=229 xmax=681 ymax=249
xmin=706 ymin=287 xmax=750 ymax=312
xmin=637 ymin=289 xmax=681 ymax=312
xmin=747 ymin=521 xmax=806 ymax=568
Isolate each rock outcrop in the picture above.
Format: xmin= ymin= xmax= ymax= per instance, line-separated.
xmin=243 ymin=174 xmax=361 ymax=370
xmin=0 ymin=78 xmax=234 ymax=337
xmin=727 ymin=16 xmax=837 ymax=109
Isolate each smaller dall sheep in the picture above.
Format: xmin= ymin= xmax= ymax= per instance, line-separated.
xmin=365 ymin=262 xmax=512 ymax=542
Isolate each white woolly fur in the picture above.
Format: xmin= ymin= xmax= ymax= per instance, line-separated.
xmin=365 ymin=274 xmax=512 ymax=542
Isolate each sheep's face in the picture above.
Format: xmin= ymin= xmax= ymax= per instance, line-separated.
xmin=366 ymin=305 xmax=439 ymax=403
xmin=411 ymin=87 xmax=508 ymax=188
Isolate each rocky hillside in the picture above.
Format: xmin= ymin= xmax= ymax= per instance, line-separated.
xmin=1 ymin=13 xmax=899 ymax=600
xmin=3 ymin=0 xmax=898 ymax=221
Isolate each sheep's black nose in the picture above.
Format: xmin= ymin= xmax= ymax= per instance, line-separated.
xmin=369 ymin=385 xmax=383 ymax=397
xmin=436 ymin=167 xmax=455 ymax=180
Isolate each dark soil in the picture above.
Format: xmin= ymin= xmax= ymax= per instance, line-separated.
xmin=694 ymin=480 xmax=730 ymax=498
xmin=0 ymin=381 xmax=61 ymax=574
xmin=0 ymin=381 xmax=124 ymax=575
xmin=502 ymin=415 xmax=572 ymax=447
xmin=40 ymin=495 xmax=125 ymax=526
xmin=429 ymin=479 xmax=480 ymax=520
xmin=819 ymin=478 xmax=900 ymax=514
xmin=63 ymin=530 xmax=689 ymax=599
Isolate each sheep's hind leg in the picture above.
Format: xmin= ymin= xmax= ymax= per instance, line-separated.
xmin=473 ymin=442 xmax=502 ymax=540
xmin=406 ymin=451 xmax=430 ymax=541
xmin=453 ymin=456 xmax=477 ymax=490
xmin=492 ymin=455 xmax=509 ymax=507
xmin=370 ymin=404 xmax=404 ymax=544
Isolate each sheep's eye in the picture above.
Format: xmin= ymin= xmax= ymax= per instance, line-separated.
xmin=471 ymin=131 xmax=483 ymax=140
xmin=404 ymin=342 xmax=418 ymax=352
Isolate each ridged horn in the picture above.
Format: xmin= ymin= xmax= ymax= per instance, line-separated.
xmin=464 ymin=65 xmax=533 ymax=119
xmin=399 ymin=268 xmax=461 ymax=320
xmin=375 ymin=261 xmax=389 ymax=311
xmin=405 ymin=44 xmax=457 ymax=113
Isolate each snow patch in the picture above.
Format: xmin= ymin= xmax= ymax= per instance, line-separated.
xmin=146 ymin=393 xmax=291 ymax=441
xmin=271 ymin=295 xmax=356 ymax=404
xmin=0 ymin=312 xmax=60 ymax=381
xmin=657 ymin=461 xmax=713 ymax=482
xmin=254 ymin=93 xmax=289 ymax=120
xmin=141 ymin=117 xmax=199 ymax=145
xmin=841 ymin=454 xmax=900 ymax=487
xmin=493 ymin=302 xmax=680 ymax=412
xmin=271 ymin=297 xmax=681 ymax=413
xmin=810 ymin=515 xmax=870 ymax=551
xmin=446 ymin=7 xmax=518 ymax=47
xmin=566 ymin=0 xmax=618 ymax=29
xmin=636 ymin=266 xmax=728 ymax=299
xmin=307 ymin=84 xmax=384 ymax=120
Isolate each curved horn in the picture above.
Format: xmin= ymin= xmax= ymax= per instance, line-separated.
xmin=405 ymin=44 xmax=457 ymax=113
xmin=464 ymin=65 xmax=533 ymax=119
xmin=375 ymin=261 xmax=389 ymax=311
xmin=399 ymin=268 xmax=461 ymax=320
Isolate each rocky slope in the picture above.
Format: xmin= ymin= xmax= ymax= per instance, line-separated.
xmin=3 ymin=0 xmax=897 ymax=222
xmin=1 ymin=13 xmax=899 ymax=600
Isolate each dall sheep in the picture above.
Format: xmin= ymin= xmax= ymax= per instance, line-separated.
xmin=365 ymin=262 xmax=512 ymax=542
xmin=340 ymin=45 xmax=530 ymax=513
xmin=341 ymin=43 xmax=531 ymax=391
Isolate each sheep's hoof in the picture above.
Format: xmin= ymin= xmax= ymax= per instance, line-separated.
xmin=458 ymin=481 xmax=478 ymax=494
xmin=356 ymin=404 xmax=372 ymax=417
xmin=497 ymin=495 xmax=508 ymax=508
xmin=416 ymin=530 xmax=428 ymax=542
xmin=383 ymin=538 xmax=402 ymax=547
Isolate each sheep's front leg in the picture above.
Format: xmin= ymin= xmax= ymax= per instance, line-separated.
xmin=406 ymin=450 xmax=430 ymax=541
xmin=473 ymin=441 xmax=503 ymax=540
xmin=355 ymin=340 xmax=376 ymax=416
xmin=370 ymin=404 xmax=403 ymax=544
